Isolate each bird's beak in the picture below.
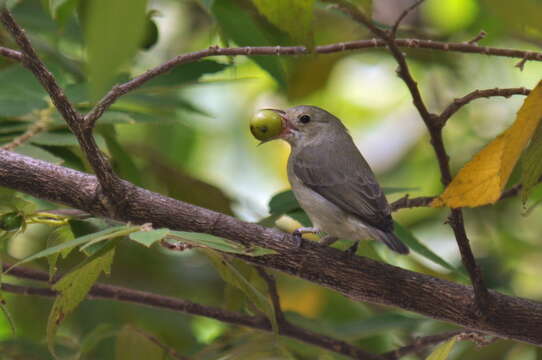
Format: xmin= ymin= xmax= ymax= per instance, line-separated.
xmin=257 ymin=109 xmax=298 ymax=145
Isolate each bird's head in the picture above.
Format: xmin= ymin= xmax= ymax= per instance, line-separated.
xmin=250 ymin=105 xmax=346 ymax=147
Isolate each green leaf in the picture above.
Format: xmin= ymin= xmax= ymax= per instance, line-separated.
xmin=142 ymin=60 xmax=228 ymax=88
xmin=115 ymin=326 xmax=165 ymax=360
xmin=251 ymin=0 xmax=315 ymax=47
xmin=10 ymin=195 xmax=37 ymax=215
xmin=351 ymin=0 xmax=372 ymax=15
xmin=30 ymin=132 xmax=106 ymax=148
xmin=79 ymin=226 xmax=139 ymax=251
xmin=205 ymin=251 xmax=278 ymax=332
xmin=269 ymin=190 xmax=300 ymax=215
xmin=521 ymin=121 xmax=542 ymax=202
xmin=47 ymin=224 xmax=75 ymax=280
xmin=47 ymin=0 xmax=80 ymax=24
xmin=47 ymin=244 xmax=116 ymax=358
xmin=100 ymin=125 xmax=143 ymax=186
xmin=9 ymin=225 xmax=136 ymax=270
xmin=0 ymin=301 xmax=16 ymax=335
xmin=129 ymin=228 xmax=169 ymax=247
xmin=78 ymin=323 xmax=118 ymax=357
xmin=14 ymin=144 xmax=64 ymax=164
xmin=426 ymin=336 xmax=458 ymax=360
xmin=30 ymin=132 xmax=79 ymax=146
xmin=0 ymin=67 xmax=48 ymax=117
xmin=287 ymin=209 xmax=312 ymax=227
xmin=168 ymin=231 xmax=276 ymax=256
xmin=268 ymin=190 xmax=312 ymax=226
xmin=393 ymin=222 xmax=456 ymax=272
xmin=83 ymin=0 xmax=148 ymax=99
xmin=211 ymin=0 xmax=286 ymax=87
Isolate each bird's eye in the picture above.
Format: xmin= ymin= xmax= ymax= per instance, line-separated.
xmin=299 ymin=114 xmax=311 ymax=124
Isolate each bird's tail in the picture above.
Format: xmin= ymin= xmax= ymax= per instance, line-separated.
xmin=369 ymin=228 xmax=409 ymax=254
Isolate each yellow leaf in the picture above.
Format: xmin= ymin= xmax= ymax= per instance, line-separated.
xmin=426 ymin=336 xmax=458 ymax=360
xmin=432 ymin=80 xmax=542 ymax=208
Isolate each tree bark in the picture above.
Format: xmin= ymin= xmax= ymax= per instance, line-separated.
xmin=1 ymin=149 xmax=542 ymax=346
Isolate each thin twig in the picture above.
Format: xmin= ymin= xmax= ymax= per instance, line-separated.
xmin=0 ymin=8 xmax=136 ymax=220
xmin=467 ymin=31 xmax=487 ymax=45
xmin=324 ymin=0 xmax=491 ymax=316
xmin=390 ymin=195 xmax=434 ymax=211
xmin=323 ymin=0 xmax=434 ymax=125
xmin=130 ymin=326 xmax=190 ymax=360
xmin=390 ymin=0 xmax=425 ymax=38
xmin=0 ymin=10 xmax=80 ymax=132
xmin=0 ymin=45 xmax=22 ymax=61
xmin=381 ymin=330 xmax=461 ymax=359
xmin=0 ymin=35 xmax=539 ymax=129
xmin=79 ymin=39 xmax=542 ymax=126
xmin=439 ymin=87 xmax=531 ymax=126
xmin=256 ymin=267 xmax=286 ymax=324
xmin=1 ymin=264 xmax=383 ymax=360
xmin=381 ymin=330 xmax=492 ymax=359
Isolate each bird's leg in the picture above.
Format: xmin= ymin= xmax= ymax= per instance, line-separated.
xmin=292 ymin=227 xmax=320 ymax=248
xmin=319 ymin=236 xmax=338 ymax=246
xmin=346 ymin=240 xmax=360 ymax=255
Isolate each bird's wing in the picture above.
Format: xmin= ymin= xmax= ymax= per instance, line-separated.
xmin=293 ymin=140 xmax=393 ymax=232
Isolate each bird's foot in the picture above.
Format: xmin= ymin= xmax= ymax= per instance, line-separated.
xmin=291 ymin=227 xmax=320 ymax=248
xmin=292 ymin=230 xmax=303 ymax=248
xmin=345 ymin=241 xmax=360 ymax=256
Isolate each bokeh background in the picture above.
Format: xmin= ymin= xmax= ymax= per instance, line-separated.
xmin=0 ymin=0 xmax=541 ymax=358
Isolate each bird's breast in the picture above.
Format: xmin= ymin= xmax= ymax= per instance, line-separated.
xmin=287 ymin=157 xmax=369 ymax=240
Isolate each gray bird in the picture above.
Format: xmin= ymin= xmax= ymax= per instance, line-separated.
xmin=264 ymin=105 xmax=409 ymax=254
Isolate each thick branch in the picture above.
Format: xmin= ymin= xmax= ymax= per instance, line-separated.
xmin=0 ymin=149 xmax=541 ymax=346
xmin=2 ymin=265 xmax=381 ymax=360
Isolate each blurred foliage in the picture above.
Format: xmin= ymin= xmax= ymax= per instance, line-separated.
xmin=0 ymin=0 xmax=540 ymax=359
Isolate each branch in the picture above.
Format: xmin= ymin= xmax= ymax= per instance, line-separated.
xmin=0 ymin=32 xmax=539 ymax=130
xmin=2 ymin=265 xmax=382 ymax=360
xmin=439 ymin=87 xmax=531 ymax=126
xmin=256 ymin=267 xmax=286 ymax=324
xmin=0 ymin=8 xmax=124 ymax=211
xmin=390 ymin=195 xmax=434 ymax=211
xmin=467 ymin=31 xmax=487 ymax=45
xmin=323 ymin=0 xmax=434 ymax=126
xmin=390 ymin=0 xmax=425 ymax=38
xmin=0 ymin=45 xmax=22 ymax=61
xmin=324 ymin=0 xmax=493 ymax=316
xmin=380 ymin=330 xmax=492 ymax=359
xmin=1 ymin=149 xmax=541 ymax=346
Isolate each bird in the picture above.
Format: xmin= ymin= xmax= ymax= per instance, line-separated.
xmin=258 ymin=105 xmax=409 ymax=254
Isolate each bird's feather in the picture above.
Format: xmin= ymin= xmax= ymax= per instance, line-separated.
xmin=292 ymin=132 xmax=393 ymax=232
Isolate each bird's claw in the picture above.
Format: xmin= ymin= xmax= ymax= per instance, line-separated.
xmin=345 ymin=241 xmax=359 ymax=256
xmin=292 ymin=229 xmax=304 ymax=248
